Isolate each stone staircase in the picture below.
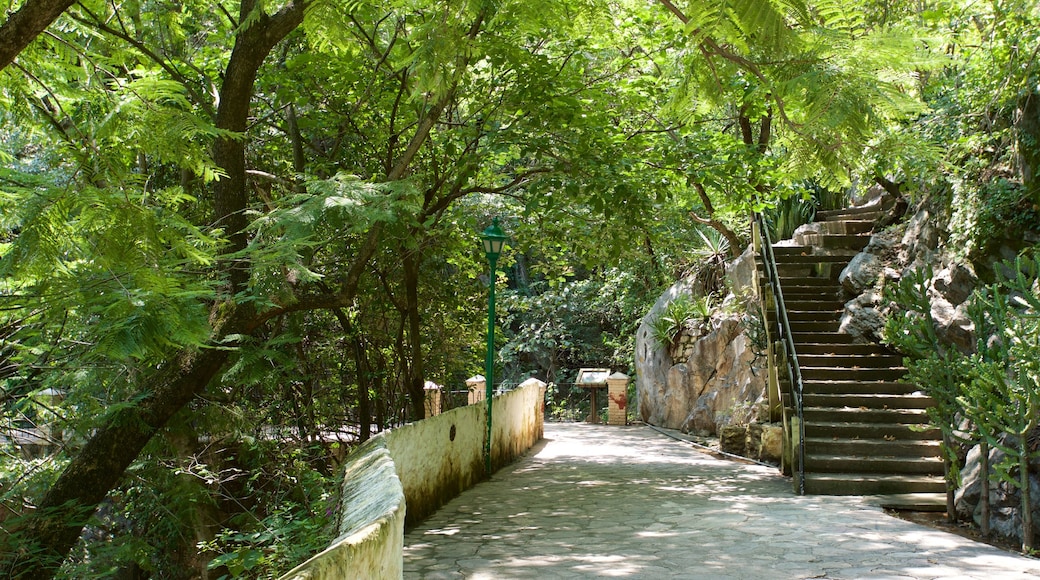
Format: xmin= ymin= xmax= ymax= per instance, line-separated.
xmin=759 ymin=204 xmax=945 ymax=508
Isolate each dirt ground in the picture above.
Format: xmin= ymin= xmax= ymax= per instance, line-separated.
xmin=889 ymin=509 xmax=1033 ymax=557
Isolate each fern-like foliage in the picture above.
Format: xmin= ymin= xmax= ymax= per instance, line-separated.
xmin=665 ymin=0 xmax=944 ymax=192
xmin=243 ymin=173 xmax=421 ymax=306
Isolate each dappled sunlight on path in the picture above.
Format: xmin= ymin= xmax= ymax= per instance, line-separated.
xmin=403 ymin=423 xmax=1040 ymax=579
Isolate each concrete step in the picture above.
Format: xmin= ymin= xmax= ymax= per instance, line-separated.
xmin=792 ymin=332 xmax=858 ymax=344
xmin=780 ymin=285 xmax=843 ymax=295
xmin=783 ymin=293 xmax=845 ymax=303
xmin=759 ymin=263 xmax=843 ymax=280
xmin=771 ymin=245 xmax=815 ymax=255
xmin=804 ymin=421 xmax=940 ymax=440
xmin=805 ymin=454 xmax=944 ymax=475
xmin=768 ymin=310 xmax=842 ymax=323
xmin=778 ymin=276 xmax=840 ymax=287
xmin=784 ymin=300 xmax=847 ymax=311
xmin=816 ymin=204 xmax=890 ymax=220
xmin=789 ymin=321 xmax=842 ymax=333
xmin=800 ymin=380 xmax=920 ymax=395
xmin=800 ymin=366 xmax=906 ymax=381
xmin=806 ymin=437 xmax=942 ymax=459
xmin=797 ymin=354 xmax=904 ymax=367
xmin=769 ymin=253 xmax=856 ymax=265
xmin=797 ymin=233 xmax=872 ymax=251
xmin=802 ymin=393 xmax=934 ymax=410
xmin=871 ymin=493 xmax=948 ymax=512
xmin=802 ymin=473 xmax=947 ymax=495
xmin=802 ymin=407 xmax=930 ymax=424
xmin=796 ymin=343 xmax=893 ymax=355
xmin=808 ymin=220 xmax=876 ymax=235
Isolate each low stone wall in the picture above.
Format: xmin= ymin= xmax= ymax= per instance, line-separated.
xmin=280 ymin=381 xmax=545 ymax=579
xmin=279 ymin=438 xmax=405 ymax=579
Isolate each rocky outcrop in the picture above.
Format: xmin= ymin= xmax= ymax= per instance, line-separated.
xmin=837 ymin=201 xmax=978 ymax=349
xmin=635 ymin=246 xmax=768 ymax=436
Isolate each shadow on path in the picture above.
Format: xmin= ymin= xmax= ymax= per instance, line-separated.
xmin=404 ymin=423 xmax=1040 ymax=579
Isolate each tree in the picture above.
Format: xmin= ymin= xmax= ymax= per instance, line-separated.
xmin=654 ymin=0 xmax=934 ymax=245
xmin=2 ymin=0 xmax=677 ymax=574
xmin=2 ymin=1 xmax=316 ymax=575
xmin=3 ymin=0 xmax=1027 ymax=574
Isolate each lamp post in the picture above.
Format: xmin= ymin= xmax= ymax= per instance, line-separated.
xmin=480 ymin=218 xmax=507 ymax=476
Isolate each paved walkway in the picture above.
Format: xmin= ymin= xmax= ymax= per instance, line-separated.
xmin=403 ymin=423 xmax=1040 ymax=579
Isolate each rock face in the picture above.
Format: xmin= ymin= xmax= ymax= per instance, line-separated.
xmin=635 ymin=246 xmax=768 ymax=436
xmin=927 ymin=263 xmax=978 ymax=353
xmin=837 ymin=201 xmax=978 ymax=349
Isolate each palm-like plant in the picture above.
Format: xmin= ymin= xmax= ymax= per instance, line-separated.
xmin=691 ymin=228 xmax=730 ymax=297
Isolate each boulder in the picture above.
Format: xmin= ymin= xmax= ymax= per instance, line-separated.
xmin=928 ymin=293 xmax=974 ymax=353
xmin=928 ymin=264 xmax=977 ymax=354
xmin=720 ymin=425 xmax=748 ymax=456
xmin=639 ymin=310 xmax=767 ymax=434
xmin=955 ymin=442 xmax=1040 ymax=547
xmin=848 ymin=183 xmax=888 ymax=208
xmin=932 ymin=263 xmax=978 ymax=306
xmin=898 ymin=208 xmax=940 ymax=268
xmin=725 ymin=245 xmax=757 ymax=293
xmin=839 ymin=221 xmax=903 ymax=295
xmin=682 ymin=392 xmax=717 ymax=435
xmin=839 ymin=291 xmax=887 ymax=343
xmin=840 ymin=252 xmax=884 ymax=294
xmin=636 ymin=277 xmax=695 ymax=424
xmin=747 ymin=423 xmax=763 ymax=459
xmin=759 ymin=424 xmax=783 ymax=464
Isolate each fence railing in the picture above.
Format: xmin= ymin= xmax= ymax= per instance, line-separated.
xmin=440 ymin=381 xmax=616 ymax=423
xmin=754 ymin=213 xmax=806 ymax=495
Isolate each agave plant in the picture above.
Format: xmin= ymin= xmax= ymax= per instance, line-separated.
xmin=691 ymin=228 xmax=730 ymax=297
xmin=648 ymin=293 xmax=715 ymax=350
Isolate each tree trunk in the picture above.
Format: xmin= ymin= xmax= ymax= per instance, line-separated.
xmin=402 ymin=248 xmax=426 ymax=420
xmin=355 ymin=335 xmax=372 ymax=442
xmin=286 ymin=103 xmax=307 ymax=192
xmin=166 ymin=424 xmax=224 ymax=580
xmin=980 ymin=439 xmax=990 ymax=538
xmin=213 ymin=0 xmax=306 ymax=293
xmin=689 ymin=181 xmax=744 ymax=257
xmin=1020 ymin=432 xmax=1034 ymax=552
xmin=9 ymin=337 xmax=236 ymax=577
xmin=943 ymin=432 xmax=957 ymax=523
xmin=332 ymin=307 xmax=372 ymax=442
xmin=0 ymin=0 xmax=76 ymax=71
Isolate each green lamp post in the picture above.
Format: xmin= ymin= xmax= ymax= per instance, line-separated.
xmin=480 ymin=218 xmax=507 ymax=476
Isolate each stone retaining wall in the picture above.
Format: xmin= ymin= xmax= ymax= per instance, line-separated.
xmin=280 ymin=380 xmax=545 ymax=579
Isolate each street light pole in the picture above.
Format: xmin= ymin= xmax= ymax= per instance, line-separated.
xmin=480 ymin=218 xmax=507 ymax=476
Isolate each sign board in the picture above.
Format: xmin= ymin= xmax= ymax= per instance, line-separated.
xmin=576 ymin=368 xmax=610 ymax=386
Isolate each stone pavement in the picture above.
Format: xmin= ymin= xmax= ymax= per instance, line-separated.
xmin=403 ymin=423 xmax=1040 ymax=579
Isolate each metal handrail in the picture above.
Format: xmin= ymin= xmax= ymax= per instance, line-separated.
xmin=754 ymin=213 xmax=806 ymax=495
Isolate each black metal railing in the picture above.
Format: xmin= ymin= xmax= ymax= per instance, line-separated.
xmin=754 ymin=213 xmax=806 ymax=495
